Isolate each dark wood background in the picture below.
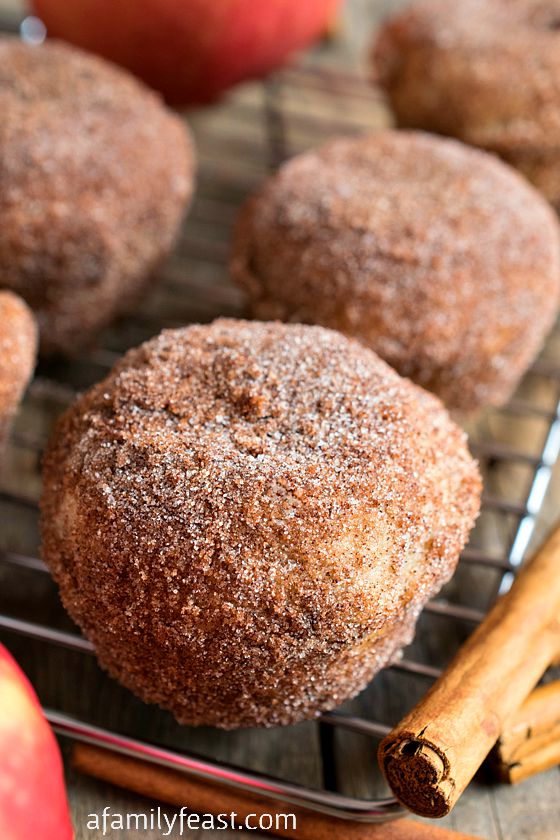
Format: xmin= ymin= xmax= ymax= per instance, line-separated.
xmin=0 ymin=1 xmax=559 ymax=838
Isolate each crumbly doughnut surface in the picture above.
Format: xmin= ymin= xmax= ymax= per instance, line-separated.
xmin=0 ymin=291 xmax=37 ymax=455
xmin=0 ymin=37 xmax=194 ymax=355
xmin=231 ymin=130 xmax=560 ymax=411
xmin=372 ymin=0 xmax=560 ymax=205
xmin=41 ymin=319 xmax=480 ymax=728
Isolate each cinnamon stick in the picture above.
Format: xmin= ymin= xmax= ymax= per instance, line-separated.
xmin=492 ymin=680 xmax=560 ymax=783
xmin=72 ymin=743 xmax=480 ymax=840
xmin=496 ymin=739 xmax=560 ymax=785
xmin=378 ymin=523 xmax=560 ymax=818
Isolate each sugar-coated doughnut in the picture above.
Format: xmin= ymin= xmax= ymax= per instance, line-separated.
xmin=0 ymin=291 xmax=37 ymax=456
xmin=373 ymin=0 xmax=560 ymax=206
xmin=41 ymin=319 xmax=480 ymax=728
xmin=0 ymin=37 xmax=194 ymax=355
xmin=231 ymin=131 xmax=560 ymax=410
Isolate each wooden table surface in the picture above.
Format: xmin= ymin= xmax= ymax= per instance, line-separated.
xmin=1 ymin=1 xmax=559 ymax=838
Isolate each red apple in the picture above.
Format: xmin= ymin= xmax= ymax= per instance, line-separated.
xmin=31 ymin=0 xmax=342 ymax=105
xmin=0 ymin=644 xmax=73 ymax=839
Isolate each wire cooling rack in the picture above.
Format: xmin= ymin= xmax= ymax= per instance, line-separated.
xmin=1 ymin=47 xmax=560 ymax=823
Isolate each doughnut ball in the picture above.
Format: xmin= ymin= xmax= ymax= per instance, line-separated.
xmin=41 ymin=319 xmax=480 ymax=728
xmin=0 ymin=291 xmax=37 ymax=457
xmin=0 ymin=37 xmax=194 ymax=355
xmin=231 ymin=131 xmax=560 ymax=411
xmin=372 ymin=0 xmax=560 ymax=207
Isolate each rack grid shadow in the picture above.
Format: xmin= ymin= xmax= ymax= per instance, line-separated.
xmin=1 ymin=60 xmax=560 ymax=823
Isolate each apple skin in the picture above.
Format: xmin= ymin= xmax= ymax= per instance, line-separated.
xmin=0 ymin=644 xmax=73 ymax=839
xmin=31 ymin=0 xmax=341 ymax=105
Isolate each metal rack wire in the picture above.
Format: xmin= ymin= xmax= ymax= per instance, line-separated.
xmin=1 ymin=52 xmax=560 ymax=823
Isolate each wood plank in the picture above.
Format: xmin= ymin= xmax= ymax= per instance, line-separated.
xmin=1 ymin=1 xmax=559 ymax=838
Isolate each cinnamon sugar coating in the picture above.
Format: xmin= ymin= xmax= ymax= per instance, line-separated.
xmin=372 ymin=0 xmax=560 ymax=206
xmin=0 ymin=37 xmax=194 ymax=355
xmin=0 ymin=291 xmax=37 ymax=457
xmin=231 ymin=130 xmax=560 ymax=411
xmin=41 ymin=319 xmax=480 ymax=728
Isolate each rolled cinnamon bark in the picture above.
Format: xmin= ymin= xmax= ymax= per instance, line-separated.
xmin=493 ymin=680 xmax=560 ymax=783
xmin=378 ymin=524 xmax=560 ymax=818
xmin=72 ymin=744 xmax=480 ymax=840
xmin=498 ymin=739 xmax=560 ymax=785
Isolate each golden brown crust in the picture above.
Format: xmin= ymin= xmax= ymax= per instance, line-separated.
xmin=0 ymin=291 xmax=37 ymax=456
xmin=0 ymin=37 xmax=195 ymax=355
xmin=230 ymin=130 xmax=560 ymax=411
xmin=41 ymin=319 xmax=480 ymax=728
xmin=372 ymin=0 xmax=560 ymax=205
